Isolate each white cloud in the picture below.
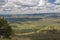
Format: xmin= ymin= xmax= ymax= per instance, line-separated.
xmin=54 ymin=0 xmax=60 ymax=4
xmin=38 ymin=0 xmax=47 ymax=6
xmin=0 ymin=0 xmax=60 ymax=14
xmin=13 ymin=0 xmax=39 ymax=7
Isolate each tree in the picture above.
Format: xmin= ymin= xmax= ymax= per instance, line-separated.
xmin=0 ymin=17 xmax=13 ymax=40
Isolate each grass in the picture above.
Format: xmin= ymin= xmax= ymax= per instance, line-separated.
xmin=9 ymin=18 xmax=60 ymax=34
xmin=1 ymin=17 xmax=60 ymax=40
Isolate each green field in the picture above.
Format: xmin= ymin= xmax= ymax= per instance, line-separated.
xmin=0 ymin=17 xmax=60 ymax=40
xmin=10 ymin=17 xmax=60 ymax=40
xmin=9 ymin=17 xmax=60 ymax=34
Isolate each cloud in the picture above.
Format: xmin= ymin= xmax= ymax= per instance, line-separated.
xmin=0 ymin=0 xmax=60 ymax=14
xmin=54 ymin=0 xmax=60 ymax=4
xmin=38 ymin=0 xmax=48 ymax=6
xmin=13 ymin=0 xmax=39 ymax=7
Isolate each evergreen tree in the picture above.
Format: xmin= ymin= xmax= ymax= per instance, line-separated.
xmin=0 ymin=17 xmax=13 ymax=39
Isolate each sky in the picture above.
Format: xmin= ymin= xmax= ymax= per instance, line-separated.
xmin=0 ymin=0 xmax=60 ymax=14
xmin=48 ymin=0 xmax=56 ymax=3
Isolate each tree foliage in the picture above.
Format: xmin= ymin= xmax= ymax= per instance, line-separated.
xmin=0 ymin=17 xmax=13 ymax=39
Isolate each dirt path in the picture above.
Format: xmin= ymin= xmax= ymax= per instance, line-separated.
xmin=12 ymin=37 xmax=31 ymax=40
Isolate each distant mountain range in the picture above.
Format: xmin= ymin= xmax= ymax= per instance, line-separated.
xmin=0 ymin=13 xmax=60 ymax=17
xmin=0 ymin=13 xmax=60 ymax=22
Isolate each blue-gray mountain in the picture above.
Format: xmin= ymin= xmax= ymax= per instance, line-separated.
xmin=0 ymin=13 xmax=60 ymax=22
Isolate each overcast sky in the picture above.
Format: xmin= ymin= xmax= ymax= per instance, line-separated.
xmin=0 ymin=0 xmax=60 ymax=14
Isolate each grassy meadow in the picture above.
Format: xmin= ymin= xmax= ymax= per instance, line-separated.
xmin=1 ymin=14 xmax=60 ymax=40
xmin=9 ymin=17 xmax=60 ymax=34
xmin=9 ymin=17 xmax=60 ymax=40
